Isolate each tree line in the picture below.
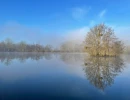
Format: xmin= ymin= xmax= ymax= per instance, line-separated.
xmin=0 ymin=38 xmax=84 ymax=52
xmin=0 ymin=39 xmax=53 ymax=52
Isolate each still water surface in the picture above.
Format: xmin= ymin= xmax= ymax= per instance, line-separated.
xmin=0 ymin=53 xmax=130 ymax=100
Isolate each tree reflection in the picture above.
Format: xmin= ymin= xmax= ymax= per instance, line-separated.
xmin=59 ymin=53 xmax=125 ymax=90
xmin=83 ymin=56 xmax=125 ymax=90
xmin=0 ymin=52 xmax=53 ymax=66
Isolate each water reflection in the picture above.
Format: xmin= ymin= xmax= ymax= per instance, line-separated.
xmin=0 ymin=52 xmax=52 ymax=65
xmin=0 ymin=53 xmax=126 ymax=91
xmin=83 ymin=56 xmax=125 ymax=90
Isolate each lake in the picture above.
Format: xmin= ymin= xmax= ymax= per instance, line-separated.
xmin=0 ymin=52 xmax=130 ymax=100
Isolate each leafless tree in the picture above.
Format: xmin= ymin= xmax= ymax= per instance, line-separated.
xmin=84 ymin=24 xmax=124 ymax=56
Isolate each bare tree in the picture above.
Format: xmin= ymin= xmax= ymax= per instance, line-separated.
xmin=84 ymin=24 xmax=124 ymax=56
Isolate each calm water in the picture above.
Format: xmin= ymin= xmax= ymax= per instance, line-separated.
xmin=0 ymin=53 xmax=130 ymax=100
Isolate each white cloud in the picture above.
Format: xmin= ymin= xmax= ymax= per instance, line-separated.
xmin=71 ymin=7 xmax=91 ymax=21
xmin=99 ymin=9 xmax=106 ymax=18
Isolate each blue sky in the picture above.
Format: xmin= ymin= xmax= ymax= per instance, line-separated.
xmin=0 ymin=0 xmax=130 ymax=46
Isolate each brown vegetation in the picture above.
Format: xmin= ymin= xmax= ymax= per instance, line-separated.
xmin=84 ymin=24 xmax=124 ymax=56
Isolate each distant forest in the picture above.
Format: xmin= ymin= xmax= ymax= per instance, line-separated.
xmin=0 ymin=38 xmax=53 ymax=52
xmin=0 ymin=37 xmax=129 ymax=55
xmin=0 ymin=38 xmax=83 ymax=52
